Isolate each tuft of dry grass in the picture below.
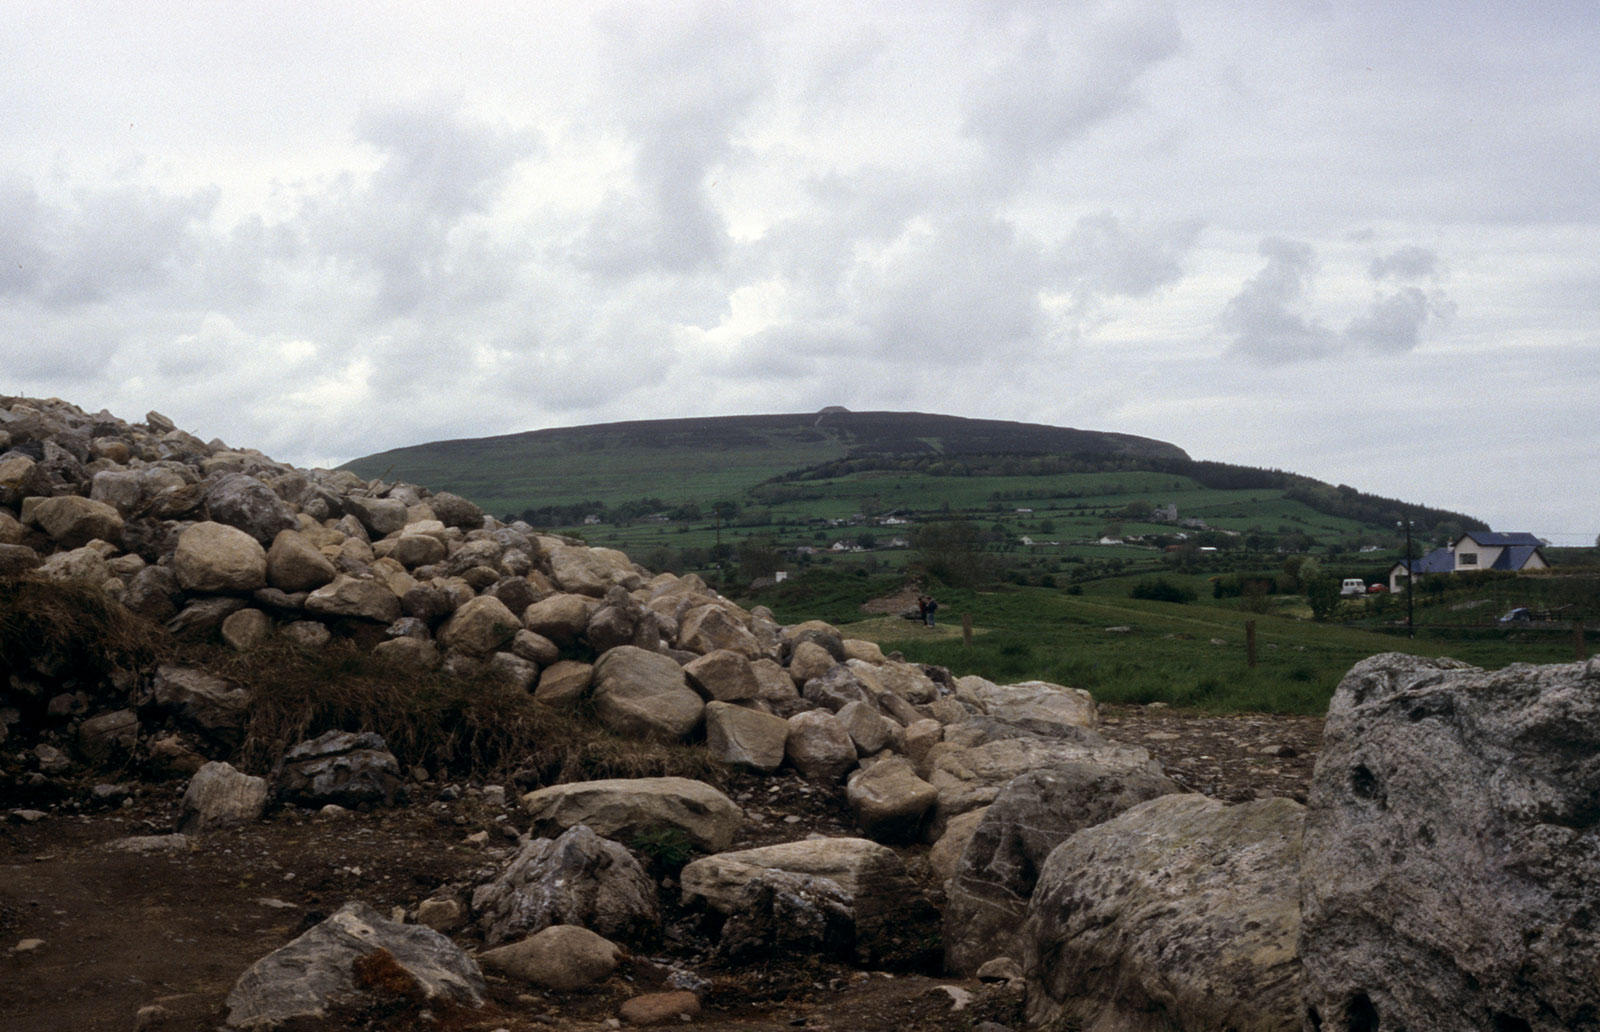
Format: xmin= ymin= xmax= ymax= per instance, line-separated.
xmin=0 ymin=575 xmax=171 ymax=681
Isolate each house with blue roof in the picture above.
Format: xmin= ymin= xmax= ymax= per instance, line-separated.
xmin=1387 ymin=531 xmax=1548 ymax=592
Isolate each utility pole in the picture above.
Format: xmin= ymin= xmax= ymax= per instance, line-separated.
xmin=1399 ymin=515 xmax=1415 ymax=639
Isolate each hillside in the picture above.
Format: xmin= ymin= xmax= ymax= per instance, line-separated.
xmin=340 ymin=409 xmax=1190 ymax=516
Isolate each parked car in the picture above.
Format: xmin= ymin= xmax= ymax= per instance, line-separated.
xmin=1498 ymin=608 xmax=1534 ymax=624
xmin=1340 ymin=578 xmax=1367 ymax=597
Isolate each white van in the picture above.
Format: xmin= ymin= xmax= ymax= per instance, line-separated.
xmin=1340 ymin=578 xmax=1367 ymax=597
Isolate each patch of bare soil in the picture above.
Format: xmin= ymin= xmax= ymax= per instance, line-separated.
xmin=1 ymin=709 xmax=1320 ymax=1032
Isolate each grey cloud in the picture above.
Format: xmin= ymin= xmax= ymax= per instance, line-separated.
xmin=1345 ymin=286 xmax=1453 ymax=354
xmin=1221 ymin=238 xmax=1337 ymax=364
xmin=1055 ymin=212 xmax=1202 ymax=298
xmin=963 ymin=1 xmax=1180 ymax=169
xmin=0 ymin=177 xmax=217 ymax=308
xmin=1369 ymin=245 xmax=1438 ymax=281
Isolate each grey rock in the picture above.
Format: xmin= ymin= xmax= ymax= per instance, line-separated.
xmin=224 ymin=901 xmax=484 ymax=1028
xmin=717 ymin=869 xmax=854 ymax=962
xmin=471 ymin=824 xmax=659 ymax=946
xmin=278 ymin=730 xmax=403 ymax=809
xmin=152 ymin=665 xmax=252 ymax=745
xmin=180 ymin=761 xmax=269 ymax=833
xmin=520 ymin=776 xmax=742 ymax=853
xmin=943 ymin=763 xmax=1181 ymax=976
xmin=1022 ymin=794 xmax=1304 ymax=1032
xmin=1300 ymin=654 xmax=1600 ymax=1032
xmin=478 ymin=924 xmax=622 ymax=990
xmin=204 ymin=473 xmax=298 ymax=545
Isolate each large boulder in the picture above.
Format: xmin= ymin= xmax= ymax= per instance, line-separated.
xmin=478 ymin=925 xmax=622 ymax=991
xmin=265 ymin=529 xmax=337 ymax=592
xmin=703 ymin=701 xmax=789 ymax=773
xmin=716 ymin=870 xmax=855 ymax=962
xmin=174 ymin=521 xmax=268 ymax=593
xmin=224 ymin=901 xmax=484 ymax=1028
xmin=27 ymin=495 xmax=124 ymax=549
xmin=943 ymin=763 xmax=1181 ymax=976
xmin=471 ymin=824 xmax=660 ymax=945
xmin=277 ymin=731 xmax=404 ymax=809
xmin=785 ymin=709 xmax=858 ymax=780
xmin=520 ymin=777 xmax=742 ymax=853
xmin=1300 ymin=654 xmax=1600 ymax=1032
xmin=305 ymin=574 xmax=402 ymax=623
xmin=845 ymin=757 xmax=937 ymax=842
xmin=923 ymin=719 xmax=1161 ymax=835
xmin=152 ymin=665 xmax=252 ymax=745
xmin=436 ymin=595 xmax=520 ymax=657
xmin=180 ymin=761 xmax=269 ymax=833
xmin=957 ymin=676 xmax=1097 ymax=734
xmin=204 ymin=473 xmax=298 ymax=545
xmin=547 ymin=544 xmax=639 ymax=596
xmin=1022 ymin=794 xmax=1304 ymax=1032
xmin=684 ymin=648 xmax=760 ymax=702
xmin=678 ymin=603 xmax=761 ymax=658
xmin=680 ymin=837 xmax=936 ymax=965
xmin=590 ymin=645 xmax=704 ymax=742
xmin=522 ymin=592 xmax=597 ymax=645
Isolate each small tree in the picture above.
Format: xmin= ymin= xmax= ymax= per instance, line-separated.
xmin=1305 ymin=575 xmax=1340 ymax=621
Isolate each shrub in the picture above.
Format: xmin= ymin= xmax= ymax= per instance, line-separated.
xmin=1129 ymin=577 xmax=1198 ymax=604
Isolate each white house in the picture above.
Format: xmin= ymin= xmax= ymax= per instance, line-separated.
xmin=1388 ymin=531 xmax=1548 ymax=592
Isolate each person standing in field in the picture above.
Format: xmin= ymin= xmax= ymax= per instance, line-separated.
xmin=925 ymin=595 xmax=938 ymax=628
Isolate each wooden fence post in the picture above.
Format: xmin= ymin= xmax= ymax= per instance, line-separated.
xmin=1246 ymin=620 xmax=1257 ymax=669
xmin=962 ymin=612 xmax=973 ymax=649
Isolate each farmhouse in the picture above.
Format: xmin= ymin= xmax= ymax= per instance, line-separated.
xmin=1388 ymin=531 xmax=1548 ymax=592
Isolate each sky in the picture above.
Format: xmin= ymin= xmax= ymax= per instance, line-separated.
xmin=3 ymin=1 xmax=1596 ymax=545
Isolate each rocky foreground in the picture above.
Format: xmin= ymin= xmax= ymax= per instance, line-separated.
xmin=2 ymin=396 xmax=1597 ymax=1031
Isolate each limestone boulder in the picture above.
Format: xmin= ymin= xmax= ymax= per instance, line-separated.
xmin=678 ymin=603 xmax=761 ymax=658
xmin=1300 ymin=654 xmax=1600 ymax=1032
xmin=845 ymin=757 xmax=937 ymax=842
xmin=959 ymin=676 xmax=1098 ymax=734
xmin=684 ymin=648 xmax=759 ymax=702
xmin=305 ymin=574 xmax=402 ymax=623
xmin=788 ymin=640 xmax=836 ymax=685
xmin=343 ymin=495 xmax=409 ymax=538
xmin=836 ymin=700 xmax=901 ymax=756
xmin=180 ymin=761 xmax=270 ymax=833
xmin=522 ymin=592 xmax=597 ymax=645
xmin=36 ymin=545 xmax=111 ymax=586
xmin=220 ymin=608 xmax=272 ymax=651
xmin=427 ymin=491 xmax=484 ymax=530
xmin=717 ymin=870 xmax=855 ymax=963
xmin=547 ymin=544 xmax=639 ymax=596
xmin=785 ymin=709 xmax=858 ymax=781
xmin=704 ymin=701 xmax=789 ymax=773
xmin=174 ymin=521 xmax=268 ymax=593
xmin=681 ymin=836 xmax=936 ymax=965
xmin=520 ymin=777 xmax=742 ymax=854
xmin=533 ymin=660 xmax=592 ymax=708
xmin=152 ymin=665 xmax=252 ymax=745
xmin=471 ymin=824 xmax=660 ymax=945
xmin=943 ymin=763 xmax=1181 ymax=976
xmin=224 ymin=901 xmax=484 ymax=1028
xmin=77 ymin=708 xmax=140 ymax=764
xmin=478 ymin=925 xmax=622 ymax=991
xmin=802 ymin=664 xmax=872 ymax=712
xmin=266 ymin=529 xmax=337 ymax=591
xmin=590 ymin=645 xmax=704 ymax=742
xmin=1022 ymin=794 xmax=1305 ymax=1032
xmin=278 ymin=731 xmax=404 ymax=809
xmin=437 ymin=595 xmax=520 ymax=657
xmin=203 ymin=473 xmax=297 ymax=545
xmin=27 ymin=495 xmax=123 ymax=549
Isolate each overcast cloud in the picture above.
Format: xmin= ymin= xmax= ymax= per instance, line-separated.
xmin=2 ymin=0 xmax=1596 ymax=543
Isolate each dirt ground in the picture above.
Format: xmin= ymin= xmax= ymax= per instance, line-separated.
xmin=1 ymin=707 xmax=1323 ymax=1032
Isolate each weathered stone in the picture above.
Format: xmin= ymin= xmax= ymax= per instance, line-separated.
xmin=221 ymin=608 xmax=272 ymax=651
xmin=928 ymin=807 xmax=989 ymax=886
xmin=479 ymin=925 xmax=622 ymax=991
xmin=224 ymin=901 xmax=484 ymax=1028
xmin=591 ymin=645 xmax=704 ymax=742
xmin=1300 ymin=654 xmax=1600 ymax=1032
xmin=437 ymin=595 xmax=520 ymax=657
xmin=382 ymin=531 xmax=447 ymax=568
xmin=204 ymin=473 xmax=297 ymax=545
xmin=678 ymin=603 xmax=761 ymax=657
xmin=35 ymin=544 xmax=111 ymax=586
xmin=836 ymin=700 xmax=901 ymax=756
xmin=174 ymin=521 xmax=268 ymax=593
xmin=77 ymin=708 xmax=139 ymax=764
xmin=27 ymin=495 xmax=124 ymax=548
xmin=278 ymin=730 xmax=403 ymax=809
xmin=944 ymin=763 xmax=1181 ymax=976
xmin=684 ymin=648 xmax=760 ymax=702
xmin=1022 ymin=794 xmax=1304 ymax=1032
xmin=958 ymin=675 xmax=1098 ymax=734
xmin=510 ymin=629 xmax=560 ymax=666
xmin=785 ymin=709 xmax=857 ymax=780
xmin=305 ymin=574 xmax=402 ymax=623
xmin=370 ymin=636 xmax=439 ymax=668
xmin=802 ymin=664 xmax=872 ymax=713
xmin=281 ymin=620 xmax=331 ymax=648
xmin=548 ymin=544 xmax=639 ymax=596
xmin=619 ymin=991 xmax=701 ymax=1026
xmin=870 ymin=660 xmax=940 ymax=705
xmin=522 ymin=592 xmax=597 ymax=645
xmin=265 ymin=529 xmax=337 ymax=592
xmin=472 ymin=824 xmax=659 ymax=945
xmin=533 ymin=659 xmax=593 ymax=708
xmin=426 ymin=491 xmax=484 ymax=530
xmin=521 ymin=777 xmax=742 ymax=853
xmin=485 ymin=651 xmax=538 ymax=691
xmin=845 ymin=756 xmax=937 ymax=842
xmin=342 ymin=495 xmax=409 ymax=538
xmin=704 ymin=701 xmax=789 ymax=773
xmin=681 ymin=837 xmax=933 ymax=964
xmin=152 ymin=665 xmax=251 ymax=744
xmin=788 ymin=640 xmax=836 ymax=685
xmin=0 ymin=542 xmax=39 ymax=576
xmin=717 ymin=869 xmax=854 ymax=962
xmin=180 ymin=760 xmax=269 ymax=833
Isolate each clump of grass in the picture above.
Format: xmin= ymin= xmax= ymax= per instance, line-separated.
xmin=0 ymin=575 xmax=171 ymax=682
xmin=217 ymin=638 xmax=726 ymax=787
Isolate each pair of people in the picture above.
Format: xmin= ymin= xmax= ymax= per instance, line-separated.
xmin=917 ymin=594 xmax=939 ymax=628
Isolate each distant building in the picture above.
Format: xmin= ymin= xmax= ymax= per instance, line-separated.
xmin=1388 ymin=531 xmax=1549 ymax=592
xmin=1151 ymin=503 xmax=1179 ymax=522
